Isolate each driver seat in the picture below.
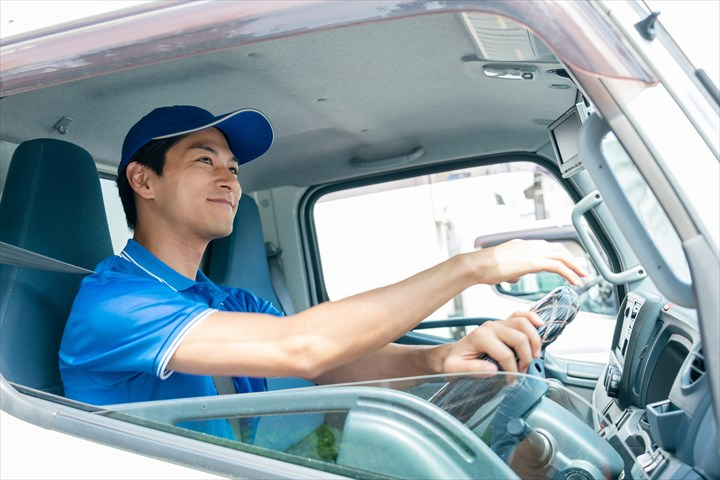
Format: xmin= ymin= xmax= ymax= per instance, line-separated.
xmin=0 ymin=138 xmax=113 ymax=396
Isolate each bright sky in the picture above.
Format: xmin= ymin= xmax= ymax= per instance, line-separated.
xmin=0 ymin=0 xmax=718 ymax=84
xmin=0 ymin=1 xmax=154 ymax=38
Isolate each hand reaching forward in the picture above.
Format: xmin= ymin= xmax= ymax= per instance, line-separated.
xmin=441 ymin=311 xmax=544 ymax=375
xmin=467 ymin=239 xmax=587 ymax=286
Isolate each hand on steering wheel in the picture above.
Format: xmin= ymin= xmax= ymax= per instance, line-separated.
xmin=430 ymin=287 xmax=580 ymax=423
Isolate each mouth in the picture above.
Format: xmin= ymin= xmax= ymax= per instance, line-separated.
xmin=207 ymin=198 xmax=235 ymax=208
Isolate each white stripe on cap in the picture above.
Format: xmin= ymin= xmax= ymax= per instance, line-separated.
xmin=151 ymin=108 xmax=271 ymax=140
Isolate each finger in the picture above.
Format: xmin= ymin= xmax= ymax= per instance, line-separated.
xmin=534 ymin=258 xmax=584 ymax=286
xmin=496 ymin=322 xmax=535 ymax=371
xmin=477 ymin=324 xmax=527 ymax=373
xmin=486 ymin=239 xmax=588 ymax=285
xmin=504 ymin=312 xmax=543 ymax=358
xmin=443 ymin=357 xmax=499 ymax=377
xmin=547 ymin=244 xmax=589 ymax=278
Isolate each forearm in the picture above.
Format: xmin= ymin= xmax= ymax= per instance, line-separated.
xmin=288 ymin=254 xmax=477 ymax=376
xmin=171 ymin=254 xmax=475 ymax=378
xmin=312 ymin=343 xmax=451 ymax=385
xmin=170 ymin=239 xmax=583 ymax=379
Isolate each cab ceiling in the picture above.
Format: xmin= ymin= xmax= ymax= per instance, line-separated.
xmin=0 ymin=13 xmax=576 ymax=192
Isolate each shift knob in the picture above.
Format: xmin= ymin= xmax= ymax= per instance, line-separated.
xmin=532 ymin=286 xmax=580 ymax=350
xmin=480 ymin=286 xmax=580 ymax=365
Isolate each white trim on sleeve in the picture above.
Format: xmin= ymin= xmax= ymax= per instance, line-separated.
xmin=156 ymin=308 xmax=217 ymax=380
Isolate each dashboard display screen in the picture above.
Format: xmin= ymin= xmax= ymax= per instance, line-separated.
xmin=548 ymin=106 xmax=585 ymax=178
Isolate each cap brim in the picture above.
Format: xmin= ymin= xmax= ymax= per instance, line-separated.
xmin=153 ymin=108 xmax=274 ymax=165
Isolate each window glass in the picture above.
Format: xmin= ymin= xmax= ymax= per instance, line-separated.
xmin=600 ymin=132 xmax=691 ymax=284
xmin=313 ymin=162 xmax=616 ymax=363
xmin=315 ymin=163 xmax=573 ymax=302
xmin=110 ymin=374 xmax=630 ymax=479
xmin=0 ymin=140 xmax=18 ymax=200
xmin=100 ymin=177 xmax=132 ymax=253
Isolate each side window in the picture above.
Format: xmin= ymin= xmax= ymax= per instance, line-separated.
xmin=100 ymin=177 xmax=132 ymax=253
xmin=313 ymin=162 xmax=616 ymax=363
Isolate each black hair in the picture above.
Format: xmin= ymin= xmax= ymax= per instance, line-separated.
xmin=116 ymin=135 xmax=187 ymax=230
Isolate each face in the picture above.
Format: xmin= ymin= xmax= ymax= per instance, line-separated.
xmin=144 ymin=127 xmax=241 ymax=242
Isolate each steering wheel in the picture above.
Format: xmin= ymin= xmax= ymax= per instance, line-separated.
xmin=424 ymin=287 xmax=581 ymax=476
xmin=427 ymin=286 xmax=580 ymax=423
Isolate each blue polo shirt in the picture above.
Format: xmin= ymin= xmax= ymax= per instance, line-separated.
xmin=59 ymin=239 xmax=282 ymax=439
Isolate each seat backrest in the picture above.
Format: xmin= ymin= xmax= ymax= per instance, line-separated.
xmin=208 ymin=194 xmax=289 ymax=313
xmin=0 ymin=138 xmax=113 ymax=395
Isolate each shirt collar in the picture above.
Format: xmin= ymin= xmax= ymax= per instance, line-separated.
xmin=120 ymin=239 xmax=201 ymax=292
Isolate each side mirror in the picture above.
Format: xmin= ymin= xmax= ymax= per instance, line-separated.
xmin=475 ymin=226 xmax=582 ymax=301
xmin=474 ymin=227 xmax=617 ymax=316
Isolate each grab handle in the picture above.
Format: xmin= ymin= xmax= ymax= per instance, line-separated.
xmin=571 ymin=190 xmax=646 ymax=285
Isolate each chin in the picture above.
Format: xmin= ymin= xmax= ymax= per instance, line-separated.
xmin=209 ymin=226 xmax=233 ymax=240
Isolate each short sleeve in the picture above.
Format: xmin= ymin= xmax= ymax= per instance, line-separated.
xmin=221 ymin=285 xmax=285 ymax=317
xmin=62 ymin=272 xmax=214 ymax=382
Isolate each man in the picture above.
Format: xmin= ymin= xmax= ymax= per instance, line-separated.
xmin=59 ymin=105 xmax=586 ymax=438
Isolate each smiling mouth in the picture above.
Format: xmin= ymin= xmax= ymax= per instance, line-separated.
xmin=208 ymin=198 xmax=234 ymax=208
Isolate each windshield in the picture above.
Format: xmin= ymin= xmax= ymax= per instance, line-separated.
xmin=645 ymin=0 xmax=720 ymax=86
xmin=600 ymin=132 xmax=692 ymax=283
xmin=110 ymin=373 xmax=632 ymax=479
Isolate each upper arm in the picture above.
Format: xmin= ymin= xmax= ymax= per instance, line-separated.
xmin=167 ymin=310 xmax=314 ymax=378
xmin=61 ymin=275 xmax=213 ymax=380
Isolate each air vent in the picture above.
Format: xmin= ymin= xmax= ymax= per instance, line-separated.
xmin=683 ymin=347 xmax=705 ymax=387
xmin=459 ymin=12 xmax=556 ymax=62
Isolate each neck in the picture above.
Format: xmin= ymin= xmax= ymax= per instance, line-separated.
xmin=133 ymin=228 xmax=208 ymax=280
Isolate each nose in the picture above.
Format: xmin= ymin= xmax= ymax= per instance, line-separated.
xmin=218 ymin=167 xmax=240 ymax=193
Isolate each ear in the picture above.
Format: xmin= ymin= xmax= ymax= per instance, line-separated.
xmin=126 ymin=162 xmax=156 ymax=200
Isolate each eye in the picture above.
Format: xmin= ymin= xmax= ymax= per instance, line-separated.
xmin=197 ymin=156 xmax=212 ymax=166
xmin=229 ymin=166 xmax=238 ymax=175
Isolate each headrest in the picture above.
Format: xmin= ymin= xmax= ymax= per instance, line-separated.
xmin=0 ymin=138 xmax=112 ymax=268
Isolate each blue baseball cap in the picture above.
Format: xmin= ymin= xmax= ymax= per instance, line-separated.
xmin=120 ymin=105 xmax=273 ymax=173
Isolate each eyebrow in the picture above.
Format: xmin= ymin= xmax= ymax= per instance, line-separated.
xmin=188 ymin=144 xmax=239 ymax=164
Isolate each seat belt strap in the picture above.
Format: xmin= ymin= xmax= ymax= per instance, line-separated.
xmin=1 ymin=240 xmax=297 ymax=317
xmin=0 ymin=241 xmax=93 ymax=274
xmin=211 ymin=375 xmax=245 ymax=440
xmin=265 ymin=242 xmax=296 ymax=315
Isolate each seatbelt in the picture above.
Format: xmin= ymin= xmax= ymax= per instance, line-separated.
xmin=211 ymin=375 xmax=245 ymax=441
xmin=265 ymin=242 xmax=296 ymax=315
xmin=1 ymin=240 xmax=296 ymax=316
xmin=0 ymin=241 xmax=93 ymax=274
xmin=1 ymin=241 xmax=243 ymax=434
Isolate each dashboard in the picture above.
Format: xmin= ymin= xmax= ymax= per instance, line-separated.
xmin=593 ymin=291 xmax=718 ymax=479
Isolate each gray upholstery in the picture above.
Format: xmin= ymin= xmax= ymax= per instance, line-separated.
xmin=208 ymin=194 xmax=286 ymax=313
xmin=0 ymin=138 xmax=113 ymax=395
xmin=0 ymin=13 xmax=575 ymax=193
xmin=207 ymin=195 xmax=312 ymax=395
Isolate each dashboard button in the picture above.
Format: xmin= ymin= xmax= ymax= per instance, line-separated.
xmin=604 ymin=365 xmax=622 ymax=398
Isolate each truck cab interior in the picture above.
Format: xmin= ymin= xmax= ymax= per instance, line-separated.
xmin=1 ymin=2 xmax=718 ymax=479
